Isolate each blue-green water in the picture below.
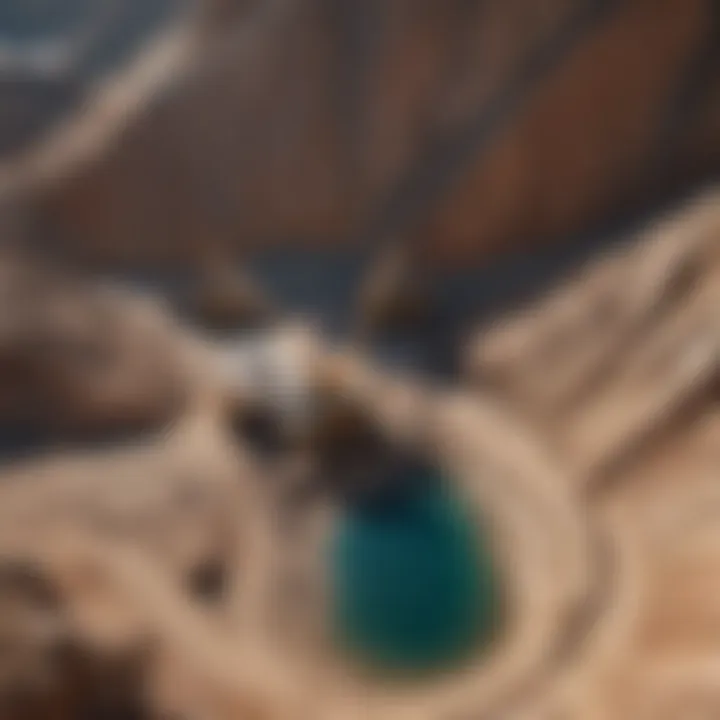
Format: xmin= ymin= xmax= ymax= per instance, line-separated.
xmin=329 ymin=471 xmax=501 ymax=673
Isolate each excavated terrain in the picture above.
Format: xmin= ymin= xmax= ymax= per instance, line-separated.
xmin=0 ymin=189 xmax=715 ymax=719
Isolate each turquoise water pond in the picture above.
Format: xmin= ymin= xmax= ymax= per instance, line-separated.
xmin=328 ymin=470 xmax=501 ymax=673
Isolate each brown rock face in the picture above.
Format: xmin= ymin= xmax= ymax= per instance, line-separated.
xmin=12 ymin=0 xmax=716 ymax=272
xmin=0 ymin=251 xmax=190 ymax=436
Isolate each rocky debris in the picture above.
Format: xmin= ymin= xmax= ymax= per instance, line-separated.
xmin=0 ymin=250 xmax=192 ymax=437
xmin=0 ymin=402 xmax=303 ymax=719
xmin=467 ymin=187 xmax=720 ymax=480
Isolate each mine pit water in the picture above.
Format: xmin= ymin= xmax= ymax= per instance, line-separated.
xmin=328 ymin=469 xmax=502 ymax=674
